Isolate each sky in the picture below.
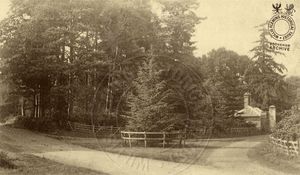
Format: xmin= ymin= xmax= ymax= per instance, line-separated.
xmin=0 ymin=0 xmax=300 ymax=76
xmin=0 ymin=0 xmax=9 ymax=19
xmin=193 ymin=0 xmax=300 ymax=76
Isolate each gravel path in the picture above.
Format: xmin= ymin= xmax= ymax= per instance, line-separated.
xmin=35 ymin=137 xmax=292 ymax=175
xmin=0 ymin=126 xmax=293 ymax=175
xmin=204 ymin=136 xmax=289 ymax=175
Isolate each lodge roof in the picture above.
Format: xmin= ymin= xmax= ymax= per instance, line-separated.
xmin=235 ymin=105 xmax=263 ymax=117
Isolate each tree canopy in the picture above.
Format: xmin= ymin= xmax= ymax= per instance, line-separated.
xmin=245 ymin=23 xmax=289 ymax=111
xmin=0 ymin=0 xmax=295 ymax=132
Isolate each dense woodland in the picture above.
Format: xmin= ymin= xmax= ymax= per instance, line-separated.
xmin=0 ymin=0 xmax=299 ymax=132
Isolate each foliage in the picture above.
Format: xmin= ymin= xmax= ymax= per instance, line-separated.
xmin=0 ymin=0 xmax=294 ymax=133
xmin=285 ymin=76 xmax=300 ymax=108
xmin=272 ymin=109 xmax=300 ymax=141
xmin=201 ymin=48 xmax=250 ymax=117
xmin=199 ymin=48 xmax=255 ymax=132
xmin=245 ymin=22 xmax=289 ymax=111
xmin=0 ymin=96 xmax=19 ymax=121
xmin=14 ymin=116 xmax=57 ymax=132
xmin=159 ymin=0 xmax=204 ymax=55
xmin=0 ymin=151 xmax=16 ymax=169
xmin=127 ymin=58 xmax=184 ymax=131
xmin=0 ymin=0 xmax=211 ymax=132
xmin=214 ymin=117 xmax=256 ymax=131
xmin=210 ymin=116 xmax=257 ymax=137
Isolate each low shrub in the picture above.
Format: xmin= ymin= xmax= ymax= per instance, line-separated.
xmin=272 ymin=109 xmax=300 ymax=141
xmin=14 ymin=116 xmax=57 ymax=133
xmin=213 ymin=117 xmax=256 ymax=135
xmin=70 ymin=113 xmax=93 ymax=125
xmin=0 ymin=151 xmax=16 ymax=169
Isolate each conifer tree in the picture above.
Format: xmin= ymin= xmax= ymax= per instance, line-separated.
xmin=127 ymin=57 xmax=182 ymax=131
xmin=245 ymin=23 xmax=288 ymax=110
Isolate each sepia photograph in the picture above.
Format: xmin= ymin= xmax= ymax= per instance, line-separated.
xmin=0 ymin=0 xmax=300 ymax=174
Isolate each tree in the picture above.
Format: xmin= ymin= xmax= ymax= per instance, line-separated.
xmin=159 ymin=0 xmax=204 ymax=55
xmin=0 ymin=0 xmax=157 ymax=127
xmin=201 ymin=48 xmax=251 ymax=117
xmin=0 ymin=0 xmax=107 ymax=125
xmin=0 ymin=0 xmax=208 ymax=132
xmin=245 ymin=22 xmax=289 ymax=111
xmin=285 ymin=76 xmax=300 ymax=108
xmin=127 ymin=57 xmax=183 ymax=131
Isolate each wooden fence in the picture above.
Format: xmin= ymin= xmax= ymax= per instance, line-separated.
xmin=269 ymin=136 xmax=299 ymax=156
xmin=68 ymin=122 xmax=123 ymax=137
xmin=187 ymin=128 xmax=212 ymax=138
xmin=67 ymin=122 xmax=261 ymax=139
xmin=120 ymin=131 xmax=186 ymax=148
xmin=188 ymin=127 xmax=261 ymax=138
xmin=226 ymin=127 xmax=261 ymax=136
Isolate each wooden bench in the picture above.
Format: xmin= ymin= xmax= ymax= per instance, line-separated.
xmin=120 ymin=131 xmax=186 ymax=148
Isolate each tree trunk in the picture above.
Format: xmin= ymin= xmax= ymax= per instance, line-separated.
xmin=20 ymin=97 xmax=25 ymax=116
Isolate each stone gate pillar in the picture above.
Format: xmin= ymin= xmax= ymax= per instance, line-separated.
xmin=269 ymin=105 xmax=276 ymax=131
xmin=244 ymin=92 xmax=251 ymax=108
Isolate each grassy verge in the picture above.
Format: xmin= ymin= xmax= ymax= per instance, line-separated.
xmin=0 ymin=152 xmax=108 ymax=175
xmin=60 ymin=136 xmax=232 ymax=165
xmin=248 ymin=140 xmax=300 ymax=174
xmin=0 ymin=151 xmax=17 ymax=169
xmin=48 ymin=130 xmax=97 ymax=138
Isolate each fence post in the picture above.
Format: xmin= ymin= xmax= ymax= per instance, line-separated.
xmin=182 ymin=132 xmax=186 ymax=148
xmin=92 ymin=124 xmax=95 ymax=133
xmin=298 ymin=139 xmax=300 ymax=156
xmin=144 ymin=132 xmax=147 ymax=148
xmin=68 ymin=121 xmax=74 ymax=131
xmin=121 ymin=132 xmax=125 ymax=145
xmin=163 ymin=132 xmax=166 ymax=148
xmin=287 ymin=140 xmax=290 ymax=156
xmin=128 ymin=133 xmax=132 ymax=148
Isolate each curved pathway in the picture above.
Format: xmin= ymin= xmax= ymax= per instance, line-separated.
xmin=36 ymin=136 xmax=292 ymax=175
xmin=204 ymin=136 xmax=289 ymax=175
xmin=0 ymin=126 xmax=294 ymax=175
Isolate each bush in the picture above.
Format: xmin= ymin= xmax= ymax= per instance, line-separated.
xmin=272 ymin=109 xmax=300 ymax=141
xmin=14 ymin=116 xmax=57 ymax=133
xmin=0 ymin=151 xmax=16 ymax=169
xmin=70 ymin=113 xmax=93 ymax=125
xmin=0 ymin=104 xmax=19 ymax=123
xmin=70 ymin=113 xmax=126 ymax=127
xmin=213 ymin=117 xmax=256 ymax=133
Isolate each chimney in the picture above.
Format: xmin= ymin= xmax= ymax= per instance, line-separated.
xmin=269 ymin=105 xmax=276 ymax=131
xmin=244 ymin=92 xmax=251 ymax=108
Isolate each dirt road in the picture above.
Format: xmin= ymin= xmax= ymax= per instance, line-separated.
xmin=0 ymin=126 xmax=293 ymax=175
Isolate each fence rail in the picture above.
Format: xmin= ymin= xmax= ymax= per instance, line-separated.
xmin=226 ymin=127 xmax=260 ymax=136
xmin=187 ymin=128 xmax=212 ymax=139
xmin=269 ymin=136 xmax=299 ymax=156
xmin=188 ymin=127 xmax=260 ymax=138
xmin=68 ymin=122 xmax=123 ymax=137
xmin=120 ymin=131 xmax=186 ymax=148
xmin=67 ymin=121 xmax=262 ymax=140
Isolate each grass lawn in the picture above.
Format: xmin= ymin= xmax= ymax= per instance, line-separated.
xmin=57 ymin=133 xmax=234 ymax=165
xmin=248 ymin=140 xmax=300 ymax=174
xmin=0 ymin=126 xmax=109 ymax=175
xmin=0 ymin=152 xmax=108 ymax=175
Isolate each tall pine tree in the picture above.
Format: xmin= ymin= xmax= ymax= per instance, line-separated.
xmin=127 ymin=57 xmax=183 ymax=131
xmin=245 ymin=23 xmax=288 ymax=110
